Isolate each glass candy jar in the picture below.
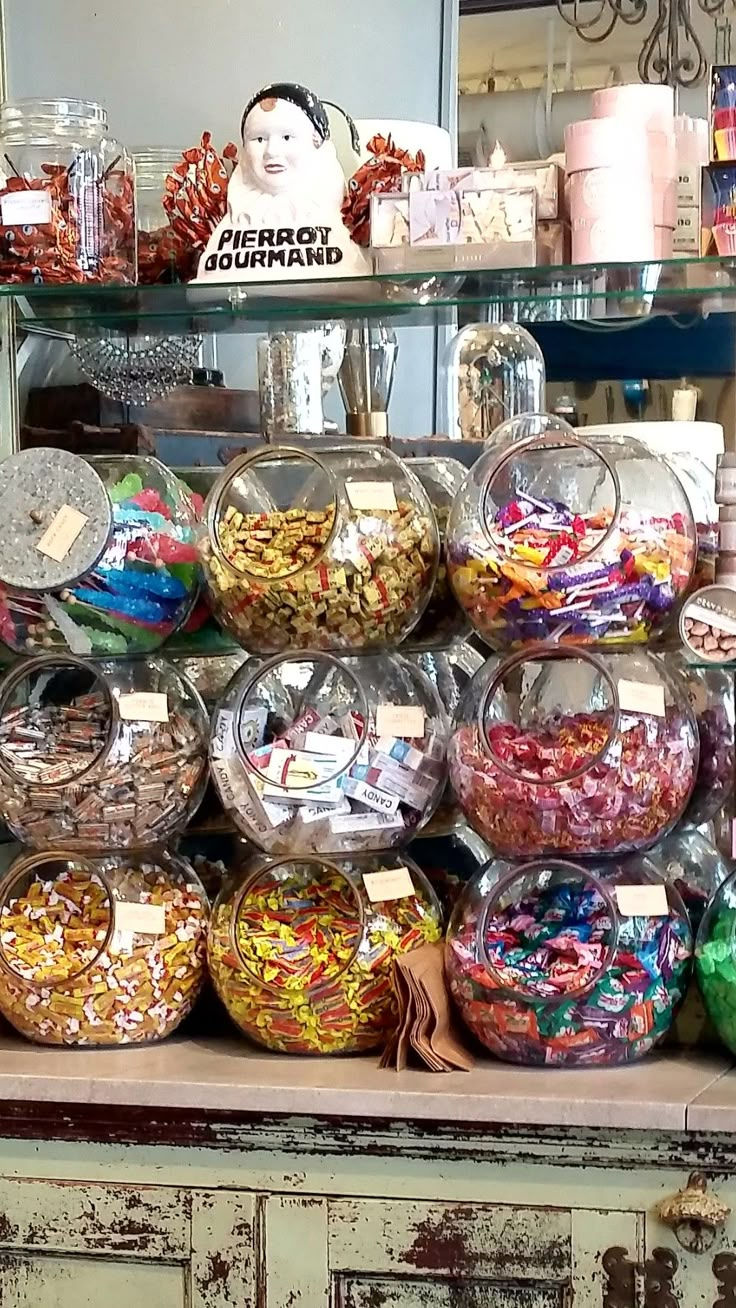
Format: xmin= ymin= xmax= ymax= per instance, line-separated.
xmin=661 ymin=651 xmax=735 ymax=827
xmin=405 ymin=457 xmax=469 ymax=649
xmin=210 ymin=651 xmax=448 ymax=856
xmin=0 ymin=98 xmax=135 ymax=284
xmin=694 ymin=870 xmax=736 ymax=1056
xmin=446 ymin=415 xmax=696 ymax=650
xmin=445 ymin=324 xmax=546 ymax=442
xmin=208 ymin=852 xmax=441 ymax=1055
xmin=449 ymin=645 xmax=698 ymax=858
xmin=0 ymin=849 xmax=208 ymax=1046
xmin=198 ymin=445 xmax=439 ymax=654
xmin=409 ymin=818 xmax=492 ymax=917
xmin=0 ymin=654 xmax=209 ymax=849
xmin=0 ymin=448 xmax=200 ymax=657
xmin=446 ymin=857 xmax=692 ymax=1066
xmin=135 ymin=147 xmax=193 ymax=285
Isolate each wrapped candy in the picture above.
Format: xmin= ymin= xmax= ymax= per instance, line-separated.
xmin=446 ymin=857 xmax=692 ymax=1066
xmin=695 ymin=870 xmax=736 ymax=1056
xmin=660 ymin=651 xmax=735 ymax=827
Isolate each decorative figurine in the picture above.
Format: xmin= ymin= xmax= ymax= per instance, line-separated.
xmin=196 ymin=82 xmax=370 ymax=282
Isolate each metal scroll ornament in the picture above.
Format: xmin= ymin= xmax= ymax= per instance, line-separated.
xmin=556 ymin=0 xmax=728 ymax=87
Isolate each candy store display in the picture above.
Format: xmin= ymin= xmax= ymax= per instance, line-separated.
xmin=404 ymin=457 xmax=469 ymax=649
xmin=210 ymin=651 xmax=448 ymax=855
xmin=135 ymin=148 xmax=193 ymax=285
xmin=449 ymin=645 xmax=698 ymax=858
xmin=447 ymin=415 xmax=696 ymax=650
xmin=208 ymin=852 xmax=442 ymax=1055
xmin=0 ymin=98 xmax=135 ymax=285
xmin=198 ymin=445 xmax=438 ymax=655
xmin=446 ymin=857 xmax=692 ymax=1066
xmin=0 ymin=655 xmax=208 ymax=849
xmin=695 ymin=869 xmax=736 ymax=1056
xmin=662 ymin=652 xmax=734 ymax=826
xmin=0 ymin=849 xmax=209 ymax=1046
xmin=0 ymin=449 xmax=200 ymax=657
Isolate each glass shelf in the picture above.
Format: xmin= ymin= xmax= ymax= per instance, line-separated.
xmin=6 ymin=254 xmax=736 ymax=334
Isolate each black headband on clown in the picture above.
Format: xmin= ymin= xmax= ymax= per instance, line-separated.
xmin=241 ymin=82 xmax=331 ymax=144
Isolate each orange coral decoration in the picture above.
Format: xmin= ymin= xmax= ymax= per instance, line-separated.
xmin=342 ymin=133 xmax=426 ymax=246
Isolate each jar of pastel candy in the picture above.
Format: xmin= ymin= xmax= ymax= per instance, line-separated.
xmin=449 ymin=645 xmax=699 ymax=858
xmin=0 ymin=654 xmax=209 ymax=849
xmin=198 ymin=445 xmax=439 ymax=654
xmin=661 ymin=651 xmax=735 ymax=827
xmin=694 ymin=870 xmax=736 ymax=1055
xmin=446 ymin=414 xmax=696 ymax=649
xmin=208 ymin=852 xmax=442 ymax=1055
xmin=404 ymin=457 xmax=469 ymax=650
xmin=0 ymin=448 xmax=200 ymax=657
xmin=445 ymin=856 xmax=692 ymax=1066
xmin=0 ymin=849 xmax=209 ymax=1046
xmin=209 ymin=651 xmax=448 ymax=856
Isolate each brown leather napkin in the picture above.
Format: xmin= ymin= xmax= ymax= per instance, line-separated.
xmin=380 ymin=941 xmax=474 ymax=1072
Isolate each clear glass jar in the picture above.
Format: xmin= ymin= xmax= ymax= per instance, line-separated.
xmin=695 ymin=869 xmax=736 ymax=1055
xmin=409 ymin=818 xmax=491 ymax=917
xmin=649 ymin=827 xmax=729 ymax=938
xmin=0 ymin=654 xmax=208 ymax=849
xmin=198 ymin=445 xmax=439 ymax=654
xmin=449 ymin=646 xmax=699 ymax=858
xmin=208 ymin=852 xmax=441 ymax=1055
xmin=0 ymin=98 xmax=135 ymax=284
xmin=446 ymin=856 xmax=692 ymax=1066
xmin=0 ymin=849 xmax=208 ymax=1046
xmin=407 ymin=641 xmax=484 ymax=831
xmin=447 ymin=415 xmax=696 ymax=650
xmin=661 ymin=651 xmax=735 ymax=827
xmin=210 ymin=652 xmax=448 ymax=855
xmin=404 ymin=457 xmax=469 ymax=650
xmin=0 ymin=449 xmax=200 ymax=657
xmin=444 ymin=324 xmax=546 ymax=442
xmin=135 ymin=147 xmax=194 ymax=285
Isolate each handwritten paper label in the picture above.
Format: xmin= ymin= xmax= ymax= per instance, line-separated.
xmin=114 ymin=900 xmax=166 ymax=935
xmin=1 ymin=189 xmax=52 ymax=228
xmin=617 ymin=679 xmax=666 ymax=718
xmin=118 ymin=692 xmax=170 ymax=723
xmin=363 ymin=867 xmax=415 ymax=904
xmin=375 ymin=704 xmax=426 ymax=738
xmin=36 ymin=505 xmax=89 ymax=562
xmin=616 ymin=883 xmax=669 ymax=917
xmin=346 ymin=481 xmax=398 ymax=512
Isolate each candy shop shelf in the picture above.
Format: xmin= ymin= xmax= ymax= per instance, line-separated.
xmin=8 ymin=255 xmax=736 ymax=334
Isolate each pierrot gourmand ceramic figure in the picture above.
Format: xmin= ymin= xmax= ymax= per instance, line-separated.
xmin=196 ymin=82 xmax=369 ymax=282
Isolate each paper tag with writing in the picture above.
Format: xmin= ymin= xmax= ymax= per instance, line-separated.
xmin=375 ymin=704 xmax=426 ymax=738
xmin=118 ymin=692 xmax=170 ymax=723
xmin=615 ymin=883 xmax=668 ymax=917
xmin=346 ymin=481 xmax=398 ymax=512
xmin=36 ymin=505 xmax=89 ymax=563
xmin=617 ymin=679 xmax=666 ymax=718
xmin=114 ymin=900 xmax=166 ymax=935
xmin=363 ymin=866 xmax=415 ymax=904
xmin=1 ymin=189 xmax=52 ymax=228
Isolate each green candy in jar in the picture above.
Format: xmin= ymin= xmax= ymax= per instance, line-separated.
xmin=695 ymin=871 xmax=736 ymax=1054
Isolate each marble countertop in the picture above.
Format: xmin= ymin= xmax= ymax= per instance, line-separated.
xmin=0 ymin=1034 xmax=731 ymax=1132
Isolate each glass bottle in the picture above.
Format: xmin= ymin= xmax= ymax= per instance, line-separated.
xmin=134 ymin=147 xmax=193 ymax=284
xmin=445 ymin=324 xmax=545 ymax=442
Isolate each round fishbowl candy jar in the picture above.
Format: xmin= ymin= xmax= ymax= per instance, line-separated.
xmin=449 ymin=645 xmax=699 ymax=858
xmin=0 ymin=849 xmax=209 ymax=1046
xmin=208 ymin=852 xmax=442 ymax=1055
xmin=0 ymin=449 xmax=200 ymax=657
xmin=404 ymin=457 xmax=469 ymax=649
xmin=695 ymin=870 xmax=736 ymax=1055
xmin=198 ymin=444 xmax=439 ymax=654
xmin=210 ymin=651 xmax=448 ymax=855
xmin=409 ymin=818 xmax=492 ymax=917
xmin=661 ymin=651 xmax=735 ymax=827
xmin=0 ymin=654 xmax=208 ymax=849
xmin=446 ymin=414 xmax=696 ymax=650
xmin=446 ymin=857 xmax=692 ymax=1066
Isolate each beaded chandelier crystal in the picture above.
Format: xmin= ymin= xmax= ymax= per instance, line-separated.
xmin=555 ymin=0 xmax=727 ymax=87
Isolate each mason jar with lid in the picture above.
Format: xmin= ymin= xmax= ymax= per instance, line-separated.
xmin=404 ymin=456 xmax=469 ymax=650
xmin=198 ymin=445 xmax=439 ymax=655
xmin=0 ymin=97 xmax=135 ymax=284
xmin=449 ymin=645 xmax=699 ymax=858
xmin=0 ymin=654 xmax=209 ymax=849
xmin=0 ymin=448 xmax=200 ymax=657
xmin=135 ymin=147 xmax=193 ymax=284
xmin=0 ymin=848 xmax=208 ymax=1046
xmin=208 ymin=851 xmax=441 ymax=1055
xmin=210 ymin=651 xmax=448 ymax=856
xmin=447 ymin=414 xmax=696 ymax=650
xmin=446 ymin=856 xmax=692 ymax=1066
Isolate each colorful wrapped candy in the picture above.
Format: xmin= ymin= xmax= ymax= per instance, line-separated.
xmin=449 ymin=646 xmax=699 ymax=858
xmin=208 ymin=854 xmax=442 ymax=1055
xmin=446 ymin=857 xmax=692 ymax=1066
xmin=695 ymin=870 xmax=736 ymax=1056
xmin=446 ymin=416 xmax=696 ymax=650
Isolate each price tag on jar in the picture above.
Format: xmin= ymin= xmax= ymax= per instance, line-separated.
xmin=114 ymin=900 xmax=167 ymax=935
xmin=1 ymin=189 xmax=52 ymax=228
xmin=615 ymin=884 xmax=669 ymax=917
xmin=363 ymin=867 xmax=415 ymax=904
xmin=617 ymin=680 xmax=665 ymax=718
xmin=346 ymin=481 xmax=398 ymax=512
xmin=35 ymin=505 xmax=89 ymax=563
xmin=117 ymin=692 xmax=170 ymax=723
xmin=375 ymin=704 xmax=426 ymax=737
